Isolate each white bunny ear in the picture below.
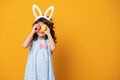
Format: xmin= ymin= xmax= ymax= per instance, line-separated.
xmin=44 ymin=6 xmax=54 ymax=19
xmin=32 ymin=4 xmax=42 ymax=19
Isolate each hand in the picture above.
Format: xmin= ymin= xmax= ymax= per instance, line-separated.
xmin=32 ymin=24 xmax=39 ymax=33
xmin=44 ymin=25 xmax=50 ymax=35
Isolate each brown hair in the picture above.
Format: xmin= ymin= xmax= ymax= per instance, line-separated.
xmin=32 ymin=18 xmax=57 ymax=43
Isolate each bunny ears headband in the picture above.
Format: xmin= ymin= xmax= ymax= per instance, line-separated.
xmin=32 ymin=4 xmax=54 ymax=22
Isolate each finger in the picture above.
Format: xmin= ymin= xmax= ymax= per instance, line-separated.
xmin=33 ymin=24 xmax=39 ymax=30
xmin=35 ymin=24 xmax=38 ymax=28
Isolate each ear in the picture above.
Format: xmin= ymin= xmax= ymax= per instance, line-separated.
xmin=32 ymin=4 xmax=42 ymax=19
xmin=44 ymin=6 xmax=54 ymax=19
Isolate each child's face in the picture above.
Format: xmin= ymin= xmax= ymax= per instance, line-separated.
xmin=36 ymin=22 xmax=46 ymax=38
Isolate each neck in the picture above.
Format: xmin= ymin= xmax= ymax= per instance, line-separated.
xmin=38 ymin=36 xmax=45 ymax=40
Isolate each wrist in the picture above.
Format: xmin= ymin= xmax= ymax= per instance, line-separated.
xmin=30 ymin=31 xmax=35 ymax=36
xmin=31 ymin=30 xmax=36 ymax=34
xmin=47 ymin=33 xmax=51 ymax=37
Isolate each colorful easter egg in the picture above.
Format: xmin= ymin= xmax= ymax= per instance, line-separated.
xmin=36 ymin=24 xmax=41 ymax=30
xmin=41 ymin=25 xmax=47 ymax=31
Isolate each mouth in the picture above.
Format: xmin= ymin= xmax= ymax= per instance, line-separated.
xmin=41 ymin=32 xmax=44 ymax=34
xmin=38 ymin=31 xmax=45 ymax=34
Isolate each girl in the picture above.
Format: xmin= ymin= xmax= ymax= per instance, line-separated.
xmin=23 ymin=4 xmax=56 ymax=80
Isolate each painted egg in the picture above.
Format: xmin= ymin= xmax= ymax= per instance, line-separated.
xmin=41 ymin=25 xmax=47 ymax=31
xmin=36 ymin=25 xmax=41 ymax=30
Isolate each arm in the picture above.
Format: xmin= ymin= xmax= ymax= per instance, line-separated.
xmin=22 ymin=24 xmax=38 ymax=48
xmin=45 ymin=26 xmax=56 ymax=51
xmin=47 ymin=33 xmax=56 ymax=51
xmin=22 ymin=31 xmax=35 ymax=48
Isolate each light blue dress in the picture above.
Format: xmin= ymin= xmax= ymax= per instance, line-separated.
xmin=24 ymin=39 xmax=55 ymax=80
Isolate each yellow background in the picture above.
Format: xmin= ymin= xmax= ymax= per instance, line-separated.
xmin=0 ymin=0 xmax=120 ymax=80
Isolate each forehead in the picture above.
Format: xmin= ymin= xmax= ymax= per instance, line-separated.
xmin=38 ymin=22 xmax=44 ymax=25
xmin=38 ymin=22 xmax=47 ymax=26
